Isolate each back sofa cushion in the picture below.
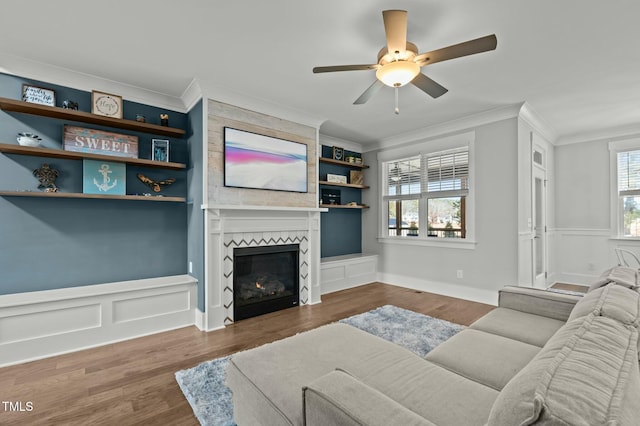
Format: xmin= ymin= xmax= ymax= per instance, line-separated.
xmin=487 ymin=313 xmax=640 ymax=425
xmin=569 ymin=283 xmax=640 ymax=326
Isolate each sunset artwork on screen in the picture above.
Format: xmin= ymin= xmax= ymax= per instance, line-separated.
xmin=224 ymin=127 xmax=308 ymax=193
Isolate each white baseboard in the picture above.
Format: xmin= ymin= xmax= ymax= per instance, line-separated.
xmin=321 ymin=254 xmax=378 ymax=295
xmin=377 ymin=272 xmax=499 ymax=306
xmin=0 ymin=275 xmax=197 ymax=367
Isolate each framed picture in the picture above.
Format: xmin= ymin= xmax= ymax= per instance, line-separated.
xmin=350 ymin=170 xmax=364 ymax=185
xmin=327 ymin=173 xmax=347 ymax=184
xmin=152 ymin=139 xmax=170 ymax=162
xmin=332 ymin=146 xmax=344 ymax=161
xmin=224 ymin=127 xmax=308 ymax=193
xmin=91 ymin=90 xmax=123 ymax=118
xmin=82 ymin=159 xmax=126 ymax=195
xmin=22 ymin=84 xmax=55 ymax=106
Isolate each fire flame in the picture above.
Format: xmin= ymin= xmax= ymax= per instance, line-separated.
xmin=256 ymin=282 xmax=263 ymax=289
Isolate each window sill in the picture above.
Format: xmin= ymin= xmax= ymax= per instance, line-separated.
xmin=377 ymin=236 xmax=477 ymax=250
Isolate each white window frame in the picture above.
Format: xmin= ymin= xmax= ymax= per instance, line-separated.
xmin=609 ymin=138 xmax=640 ymax=239
xmin=377 ymin=132 xmax=476 ymax=249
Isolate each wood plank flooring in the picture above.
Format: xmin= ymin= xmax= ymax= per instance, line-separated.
xmin=0 ymin=283 xmax=494 ymax=425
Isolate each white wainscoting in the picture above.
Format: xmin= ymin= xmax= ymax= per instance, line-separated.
xmin=320 ymin=254 xmax=378 ymax=294
xmin=0 ymin=275 xmax=197 ymax=367
xmin=550 ymin=228 xmax=640 ymax=285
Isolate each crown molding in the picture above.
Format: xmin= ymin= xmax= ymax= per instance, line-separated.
xmin=518 ymin=102 xmax=558 ymax=144
xmin=555 ymin=123 xmax=640 ymax=146
xmin=0 ymin=52 xmax=187 ymax=113
xmin=194 ymin=77 xmax=326 ymax=130
xmin=364 ymin=103 xmax=523 ymax=152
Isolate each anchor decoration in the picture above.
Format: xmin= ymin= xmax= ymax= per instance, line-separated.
xmin=82 ymin=160 xmax=126 ymax=195
xmin=93 ymin=164 xmax=118 ymax=192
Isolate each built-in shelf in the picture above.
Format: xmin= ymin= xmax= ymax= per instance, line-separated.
xmin=318 ymin=180 xmax=369 ymax=189
xmin=322 ymin=204 xmax=369 ymax=209
xmin=0 ymin=143 xmax=186 ymax=170
xmin=0 ymin=97 xmax=185 ymax=138
xmin=0 ymin=191 xmax=185 ymax=202
xmin=319 ymin=157 xmax=369 ymax=169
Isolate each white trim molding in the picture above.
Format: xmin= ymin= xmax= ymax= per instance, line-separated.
xmin=378 ymin=272 xmax=498 ymax=306
xmin=0 ymin=275 xmax=197 ymax=367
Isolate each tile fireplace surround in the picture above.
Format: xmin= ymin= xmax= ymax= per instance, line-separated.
xmin=203 ymin=205 xmax=325 ymax=330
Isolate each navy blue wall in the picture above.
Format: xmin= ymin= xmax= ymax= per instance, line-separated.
xmin=186 ymin=100 xmax=205 ymax=311
xmin=319 ymin=145 xmax=363 ymax=258
xmin=0 ymin=73 xmax=189 ymax=294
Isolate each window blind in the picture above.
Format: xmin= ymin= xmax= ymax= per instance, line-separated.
xmin=385 ymin=157 xmax=421 ymax=197
xmin=422 ymin=148 xmax=469 ymax=197
xmin=617 ymin=150 xmax=640 ymax=195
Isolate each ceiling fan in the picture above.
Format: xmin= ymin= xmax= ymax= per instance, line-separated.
xmin=313 ymin=10 xmax=497 ymax=113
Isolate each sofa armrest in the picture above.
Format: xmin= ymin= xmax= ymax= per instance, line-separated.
xmin=303 ymin=370 xmax=435 ymax=426
xmin=498 ymin=286 xmax=582 ymax=322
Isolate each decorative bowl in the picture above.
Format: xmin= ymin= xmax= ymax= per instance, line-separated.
xmin=17 ymin=132 xmax=42 ymax=147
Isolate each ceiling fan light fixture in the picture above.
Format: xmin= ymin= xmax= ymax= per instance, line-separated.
xmin=376 ymin=61 xmax=420 ymax=87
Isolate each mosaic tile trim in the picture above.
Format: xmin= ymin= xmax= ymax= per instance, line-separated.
xmin=223 ymin=231 xmax=309 ymax=325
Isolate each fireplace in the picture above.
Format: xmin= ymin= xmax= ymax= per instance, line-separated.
xmin=233 ymin=244 xmax=300 ymax=321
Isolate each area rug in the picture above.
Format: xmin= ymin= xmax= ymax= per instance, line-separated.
xmin=175 ymin=305 xmax=464 ymax=426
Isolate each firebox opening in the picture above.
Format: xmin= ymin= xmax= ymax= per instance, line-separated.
xmin=233 ymin=244 xmax=299 ymax=321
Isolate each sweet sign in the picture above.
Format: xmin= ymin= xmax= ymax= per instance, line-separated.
xmin=63 ymin=125 xmax=138 ymax=158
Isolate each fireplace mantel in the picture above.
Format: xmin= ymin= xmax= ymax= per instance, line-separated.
xmin=202 ymin=204 xmax=328 ymax=213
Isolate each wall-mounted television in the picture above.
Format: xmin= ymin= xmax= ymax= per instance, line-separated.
xmin=224 ymin=127 xmax=308 ymax=193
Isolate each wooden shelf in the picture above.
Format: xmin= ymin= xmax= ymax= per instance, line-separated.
xmin=318 ymin=180 xmax=369 ymax=189
xmin=322 ymin=204 xmax=369 ymax=209
xmin=319 ymin=157 xmax=369 ymax=169
xmin=0 ymin=97 xmax=185 ymax=138
xmin=0 ymin=143 xmax=186 ymax=170
xmin=0 ymin=191 xmax=185 ymax=202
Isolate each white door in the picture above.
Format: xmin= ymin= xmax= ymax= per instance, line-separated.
xmin=533 ymin=164 xmax=547 ymax=288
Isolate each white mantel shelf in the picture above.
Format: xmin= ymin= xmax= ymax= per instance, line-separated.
xmin=202 ymin=204 xmax=328 ymax=213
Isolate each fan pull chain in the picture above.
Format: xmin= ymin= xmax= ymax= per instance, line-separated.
xmin=394 ymin=86 xmax=400 ymax=115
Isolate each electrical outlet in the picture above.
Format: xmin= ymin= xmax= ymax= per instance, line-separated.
xmin=457 ymin=269 xmax=464 ymax=279
xmin=189 ymin=261 xmax=193 ymax=274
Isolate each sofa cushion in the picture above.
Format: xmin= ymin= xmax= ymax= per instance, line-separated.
xmin=470 ymin=307 xmax=565 ymax=347
xmin=304 ymin=370 xmax=437 ymax=426
xmin=588 ymin=265 xmax=640 ymax=292
xmin=487 ymin=313 xmax=640 ymax=426
xmin=569 ymin=283 xmax=640 ymax=326
xmin=425 ymin=329 xmax=540 ymax=391
xmin=348 ymin=359 xmax=499 ymax=426
xmin=226 ymin=323 xmax=424 ymax=426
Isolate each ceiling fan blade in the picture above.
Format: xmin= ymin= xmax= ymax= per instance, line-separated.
xmin=313 ymin=64 xmax=379 ymax=73
xmin=415 ymin=34 xmax=497 ymax=66
xmin=382 ymin=10 xmax=408 ymax=55
xmin=411 ymin=73 xmax=448 ymax=98
xmin=353 ymin=80 xmax=384 ymax=105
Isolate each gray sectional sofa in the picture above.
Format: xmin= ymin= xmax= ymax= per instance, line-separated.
xmin=226 ymin=267 xmax=640 ymax=425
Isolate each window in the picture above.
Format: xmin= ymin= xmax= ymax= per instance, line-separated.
xmin=383 ymin=147 xmax=469 ymax=239
xmin=616 ymin=149 xmax=640 ymax=237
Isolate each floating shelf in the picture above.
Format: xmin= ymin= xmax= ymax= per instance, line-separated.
xmin=0 ymin=143 xmax=186 ymax=170
xmin=0 ymin=97 xmax=185 ymax=138
xmin=318 ymin=180 xmax=369 ymax=189
xmin=319 ymin=157 xmax=369 ymax=169
xmin=0 ymin=191 xmax=185 ymax=202
xmin=322 ymin=204 xmax=369 ymax=209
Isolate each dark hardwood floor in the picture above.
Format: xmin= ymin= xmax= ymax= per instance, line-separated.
xmin=0 ymin=283 xmax=494 ymax=425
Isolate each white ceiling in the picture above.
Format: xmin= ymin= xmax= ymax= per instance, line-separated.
xmin=1 ymin=1 xmax=639 ymax=146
